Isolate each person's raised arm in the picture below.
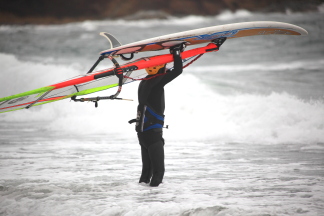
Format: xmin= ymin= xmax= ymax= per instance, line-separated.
xmin=157 ymin=43 xmax=186 ymax=86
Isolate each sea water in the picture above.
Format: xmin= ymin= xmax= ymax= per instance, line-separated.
xmin=0 ymin=10 xmax=324 ymax=216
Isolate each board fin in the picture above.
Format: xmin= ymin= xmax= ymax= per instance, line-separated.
xmin=100 ymin=32 xmax=122 ymax=49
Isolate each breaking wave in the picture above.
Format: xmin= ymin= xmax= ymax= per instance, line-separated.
xmin=1 ymin=54 xmax=323 ymax=145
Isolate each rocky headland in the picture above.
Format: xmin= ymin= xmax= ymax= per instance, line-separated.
xmin=0 ymin=0 xmax=323 ymax=24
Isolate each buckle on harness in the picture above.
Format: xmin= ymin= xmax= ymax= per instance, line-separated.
xmin=129 ymin=119 xmax=137 ymax=124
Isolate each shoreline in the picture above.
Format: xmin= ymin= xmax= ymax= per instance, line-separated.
xmin=0 ymin=9 xmax=322 ymax=26
xmin=0 ymin=0 xmax=323 ymax=25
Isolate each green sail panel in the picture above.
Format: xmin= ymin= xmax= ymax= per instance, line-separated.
xmin=0 ymin=86 xmax=55 ymax=102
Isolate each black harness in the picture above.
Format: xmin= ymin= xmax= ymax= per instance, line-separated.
xmin=129 ymin=104 xmax=164 ymax=132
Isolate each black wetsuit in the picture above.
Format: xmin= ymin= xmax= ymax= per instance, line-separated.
xmin=136 ymin=50 xmax=183 ymax=186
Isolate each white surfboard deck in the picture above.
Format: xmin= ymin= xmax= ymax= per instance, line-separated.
xmin=100 ymin=21 xmax=307 ymax=56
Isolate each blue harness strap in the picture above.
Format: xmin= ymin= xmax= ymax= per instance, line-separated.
xmin=143 ymin=106 xmax=164 ymax=131
xmin=133 ymin=105 xmax=165 ymax=132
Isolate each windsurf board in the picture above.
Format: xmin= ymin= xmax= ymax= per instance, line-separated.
xmin=100 ymin=21 xmax=308 ymax=56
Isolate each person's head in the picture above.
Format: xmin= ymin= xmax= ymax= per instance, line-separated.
xmin=145 ymin=64 xmax=166 ymax=75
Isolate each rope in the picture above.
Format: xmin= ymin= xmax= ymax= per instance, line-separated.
xmin=183 ymin=54 xmax=204 ymax=69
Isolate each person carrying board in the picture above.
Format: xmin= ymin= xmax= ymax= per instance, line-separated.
xmin=129 ymin=43 xmax=185 ymax=187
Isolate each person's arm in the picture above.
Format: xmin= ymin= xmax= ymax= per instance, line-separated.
xmin=157 ymin=44 xmax=185 ymax=87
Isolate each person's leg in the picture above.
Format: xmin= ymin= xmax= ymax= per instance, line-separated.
xmin=139 ymin=145 xmax=152 ymax=183
xmin=148 ymin=139 xmax=165 ymax=187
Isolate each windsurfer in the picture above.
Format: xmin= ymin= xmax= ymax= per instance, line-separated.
xmin=130 ymin=43 xmax=185 ymax=187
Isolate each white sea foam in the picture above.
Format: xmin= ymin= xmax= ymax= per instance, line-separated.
xmin=81 ymin=15 xmax=210 ymax=29
xmin=0 ymin=53 xmax=83 ymax=98
xmin=318 ymin=3 xmax=324 ymax=13
xmin=165 ymin=74 xmax=324 ymax=144
xmin=215 ymin=9 xmax=253 ymax=21
xmin=189 ymin=59 xmax=324 ymax=73
xmin=39 ymin=9 xmax=253 ymax=31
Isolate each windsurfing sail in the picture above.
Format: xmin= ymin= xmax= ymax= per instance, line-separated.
xmin=0 ymin=42 xmax=223 ymax=113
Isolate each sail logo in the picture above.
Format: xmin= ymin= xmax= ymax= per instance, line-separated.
xmin=195 ymin=30 xmax=239 ymax=40
xmin=8 ymin=96 xmax=29 ymax=104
